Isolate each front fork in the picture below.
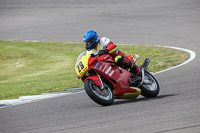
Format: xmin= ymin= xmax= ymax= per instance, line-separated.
xmin=138 ymin=68 xmax=145 ymax=87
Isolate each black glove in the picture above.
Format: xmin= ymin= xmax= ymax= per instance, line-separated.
xmin=90 ymin=53 xmax=95 ymax=57
xmin=98 ymin=49 xmax=109 ymax=56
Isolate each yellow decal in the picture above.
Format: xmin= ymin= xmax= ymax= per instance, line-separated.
xmin=75 ymin=51 xmax=93 ymax=78
xmin=115 ymin=88 xmax=141 ymax=99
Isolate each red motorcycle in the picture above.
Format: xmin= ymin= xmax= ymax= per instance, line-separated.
xmin=75 ymin=50 xmax=160 ymax=106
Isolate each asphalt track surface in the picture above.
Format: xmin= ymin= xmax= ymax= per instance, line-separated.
xmin=0 ymin=0 xmax=200 ymax=133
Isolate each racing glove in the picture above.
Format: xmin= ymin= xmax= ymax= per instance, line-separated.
xmin=98 ymin=49 xmax=109 ymax=56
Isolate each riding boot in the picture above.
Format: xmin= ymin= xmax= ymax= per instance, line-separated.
xmin=125 ymin=61 xmax=141 ymax=76
xmin=130 ymin=64 xmax=141 ymax=76
xmin=116 ymin=56 xmax=141 ymax=75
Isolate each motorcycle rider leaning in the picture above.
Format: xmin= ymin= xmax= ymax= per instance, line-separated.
xmin=83 ymin=30 xmax=141 ymax=76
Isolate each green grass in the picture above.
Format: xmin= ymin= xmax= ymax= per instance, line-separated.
xmin=117 ymin=44 xmax=189 ymax=72
xmin=0 ymin=40 xmax=189 ymax=100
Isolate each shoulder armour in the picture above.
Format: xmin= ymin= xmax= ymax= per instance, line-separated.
xmin=100 ymin=37 xmax=111 ymax=46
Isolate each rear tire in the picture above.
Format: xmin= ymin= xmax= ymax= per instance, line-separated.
xmin=84 ymin=79 xmax=114 ymax=106
xmin=139 ymin=71 xmax=160 ymax=98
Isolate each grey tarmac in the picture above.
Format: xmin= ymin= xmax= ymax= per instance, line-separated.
xmin=0 ymin=0 xmax=200 ymax=133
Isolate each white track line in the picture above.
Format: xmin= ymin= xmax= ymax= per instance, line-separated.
xmin=0 ymin=88 xmax=84 ymax=108
xmin=153 ymin=45 xmax=196 ymax=75
xmin=0 ymin=41 xmax=196 ymax=108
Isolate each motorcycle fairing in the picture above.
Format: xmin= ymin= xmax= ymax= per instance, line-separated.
xmin=115 ymin=87 xmax=141 ymax=99
xmin=96 ymin=54 xmax=114 ymax=63
xmin=84 ymin=76 xmax=102 ymax=86
xmin=75 ymin=51 xmax=93 ymax=78
xmin=89 ymin=56 xmax=139 ymax=96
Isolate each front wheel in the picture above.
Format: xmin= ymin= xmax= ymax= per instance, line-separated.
xmin=139 ymin=71 xmax=160 ymax=98
xmin=84 ymin=79 xmax=114 ymax=106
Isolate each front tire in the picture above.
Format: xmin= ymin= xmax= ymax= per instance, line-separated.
xmin=139 ymin=71 xmax=160 ymax=98
xmin=84 ymin=79 xmax=114 ymax=106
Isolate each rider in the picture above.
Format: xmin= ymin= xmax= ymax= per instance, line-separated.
xmin=83 ymin=30 xmax=141 ymax=76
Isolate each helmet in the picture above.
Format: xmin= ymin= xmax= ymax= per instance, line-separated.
xmin=83 ymin=30 xmax=99 ymax=50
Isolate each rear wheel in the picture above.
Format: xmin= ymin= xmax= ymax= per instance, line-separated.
xmin=84 ymin=79 xmax=114 ymax=106
xmin=139 ymin=71 xmax=160 ymax=98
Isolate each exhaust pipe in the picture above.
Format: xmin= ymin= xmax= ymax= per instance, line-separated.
xmin=142 ymin=58 xmax=150 ymax=70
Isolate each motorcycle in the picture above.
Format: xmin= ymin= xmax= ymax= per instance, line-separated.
xmin=75 ymin=50 xmax=160 ymax=106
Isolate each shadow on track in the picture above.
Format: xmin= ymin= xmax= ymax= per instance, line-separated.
xmin=113 ymin=94 xmax=180 ymax=106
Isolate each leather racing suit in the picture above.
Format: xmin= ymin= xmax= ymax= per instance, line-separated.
xmin=93 ymin=37 xmax=140 ymax=75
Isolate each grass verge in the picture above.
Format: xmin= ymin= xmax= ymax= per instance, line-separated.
xmin=0 ymin=40 xmax=189 ymax=100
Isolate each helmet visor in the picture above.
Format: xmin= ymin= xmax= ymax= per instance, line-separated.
xmin=85 ymin=37 xmax=95 ymax=46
